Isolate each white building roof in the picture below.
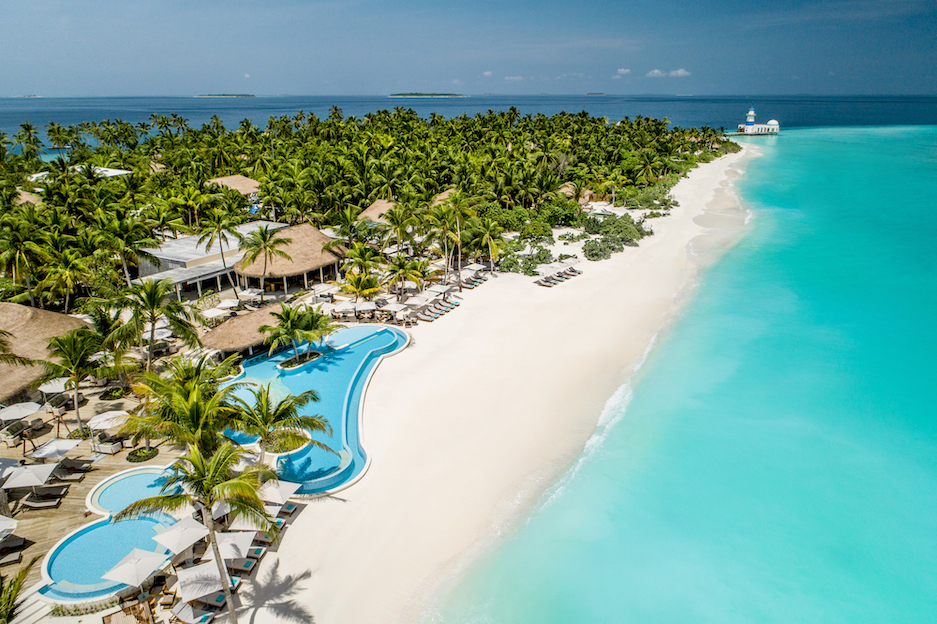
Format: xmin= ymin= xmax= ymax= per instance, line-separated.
xmin=144 ymin=220 xmax=287 ymax=266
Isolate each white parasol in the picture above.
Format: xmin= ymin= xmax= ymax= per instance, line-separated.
xmin=199 ymin=531 xmax=255 ymax=562
xmin=0 ymin=403 xmax=42 ymax=424
xmin=258 ymin=480 xmax=301 ymax=505
xmin=88 ymin=410 xmax=129 ymax=430
xmin=1 ymin=463 xmax=57 ymax=490
xmin=153 ymin=516 xmax=209 ymax=554
xmin=29 ymin=439 xmax=80 ymax=461
xmin=176 ymin=561 xmax=228 ymax=603
xmin=216 ymin=299 xmax=240 ymax=309
xmin=37 ymin=378 xmax=69 ymax=395
xmin=102 ymin=548 xmax=169 ymax=588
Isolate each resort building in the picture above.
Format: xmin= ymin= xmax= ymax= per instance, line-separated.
xmin=233 ymin=223 xmax=345 ymax=294
xmin=136 ymin=220 xmax=287 ymax=299
xmin=737 ymin=107 xmax=779 ymax=134
xmin=358 ymin=199 xmax=394 ymax=224
xmin=0 ymin=302 xmax=89 ymax=404
xmin=208 ymin=174 xmax=263 ymax=212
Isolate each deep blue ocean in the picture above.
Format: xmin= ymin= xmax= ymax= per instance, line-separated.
xmin=3 ymin=96 xmax=935 ymax=622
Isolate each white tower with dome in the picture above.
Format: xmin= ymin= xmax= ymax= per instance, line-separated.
xmin=737 ymin=106 xmax=780 ymax=134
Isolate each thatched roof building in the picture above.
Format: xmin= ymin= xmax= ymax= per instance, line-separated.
xmin=16 ymin=190 xmax=40 ymax=205
xmin=358 ymin=199 xmax=394 ymax=224
xmin=202 ymin=304 xmax=281 ymax=353
xmin=208 ymin=175 xmax=261 ymax=196
xmin=233 ymin=224 xmax=344 ymax=279
xmin=431 ymin=189 xmax=454 ymax=206
xmin=0 ymin=303 xmax=89 ymax=403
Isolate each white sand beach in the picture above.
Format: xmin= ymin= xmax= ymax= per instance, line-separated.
xmin=246 ymin=147 xmax=757 ymax=624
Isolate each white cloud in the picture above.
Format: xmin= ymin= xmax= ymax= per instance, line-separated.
xmin=669 ymin=68 xmax=691 ymax=77
xmin=244 ymin=74 xmax=250 ymax=78
xmin=617 ymin=68 xmax=630 ymax=74
xmin=504 ymin=75 xmax=523 ymax=81
xmin=611 ymin=75 xmax=621 ymax=80
xmin=452 ymin=78 xmax=462 ymax=85
xmin=483 ymin=71 xmax=492 ymax=77
xmin=646 ymin=69 xmax=665 ymax=78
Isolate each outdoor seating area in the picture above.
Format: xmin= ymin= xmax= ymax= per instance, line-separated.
xmin=534 ymin=265 xmax=584 ymax=287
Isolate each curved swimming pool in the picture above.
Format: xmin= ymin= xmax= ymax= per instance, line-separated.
xmin=42 ymin=466 xmax=179 ymax=604
xmin=231 ymin=324 xmax=408 ymax=494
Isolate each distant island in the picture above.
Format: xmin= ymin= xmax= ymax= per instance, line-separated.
xmin=196 ymin=94 xmax=255 ymax=98
xmin=587 ymin=93 xmax=605 ymax=96
xmin=389 ymin=93 xmax=465 ymax=98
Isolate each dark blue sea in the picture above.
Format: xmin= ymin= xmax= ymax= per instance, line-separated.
xmin=2 ymin=95 xmax=937 ymax=140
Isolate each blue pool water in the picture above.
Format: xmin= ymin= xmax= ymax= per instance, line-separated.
xmin=231 ymin=324 xmax=408 ymax=494
xmin=41 ymin=515 xmax=172 ymax=601
xmin=95 ymin=470 xmax=175 ymax=514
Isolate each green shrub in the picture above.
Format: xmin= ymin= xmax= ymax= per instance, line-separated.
xmin=518 ymin=220 xmax=552 ymax=239
xmin=536 ymin=198 xmax=581 ymax=227
xmin=128 ymin=447 xmax=158 ymax=463
xmin=100 ymin=386 xmax=124 ymax=400
xmin=583 ymin=239 xmax=612 ymax=261
xmin=498 ymin=254 xmax=521 ymax=273
xmin=67 ymin=427 xmax=92 ymax=440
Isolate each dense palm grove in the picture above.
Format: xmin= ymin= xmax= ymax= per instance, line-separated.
xmin=0 ymin=106 xmax=738 ymax=313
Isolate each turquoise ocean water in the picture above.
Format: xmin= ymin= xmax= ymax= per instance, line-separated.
xmin=430 ymin=127 xmax=937 ymax=623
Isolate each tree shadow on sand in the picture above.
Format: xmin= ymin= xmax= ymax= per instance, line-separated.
xmin=240 ymin=559 xmax=315 ymax=624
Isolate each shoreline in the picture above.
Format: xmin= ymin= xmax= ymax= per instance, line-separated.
xmin=248 ymin=146 xmax=759 ymax=624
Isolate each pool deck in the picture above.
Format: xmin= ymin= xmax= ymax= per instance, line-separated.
xmin=0 ymin=384 xmax=183 ymax=588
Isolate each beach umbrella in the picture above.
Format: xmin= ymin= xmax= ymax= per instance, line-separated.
xmin=37 ymin=377 xmax=69 ymax=395
xmin=355 ymin=301 xmax=376 ymax=313
xmin=102 ymin=548 xmax=169 ymax=588
xmin=88 ymin=410 xmax=129 ymax=430
xmin=0 ymin=403 xmax=42 ymax=424
xmin=334 ymin=301 xmax=355 ymax=313
xmin=144 ymin=328 xmax=173 ymax=342
xmin=314 ymin=302 xmax=336 ymax=315
xmin=142 ymin=319 xmax=169 ymax=333
xmin=464 ymin=263 xmax=486 ymax=271
xmin=201 ymin=308 xmax=229 ymax=319
xmin=258 ymin=480 xmax=301 ymax=505
xmin=216 ymin=299 xmax=240 ymax=309
xmin=29 ymin=439 xmax=80 ymax=461
xmin=228 ymin=511 xmax=279 ymax=532
xmin=1 ymin=463 xmax=58 ymax=493
xmin=406 ymin=296 xmax=429 ymax=307
xmin=212 ymin=501 xmax=230 ymax=519
xmin=176 ymin=561 xmax=228 ymax=603
xmin=312 ymin=283 xmax=339 ymax=295
xmin=381 ymin=303 xmax=407 ymax=313
xmin=153 ymin=516 xmax=209 ymax=554
xmin=561 ymin=257 xmax=581 ymax=266
xmin=200 ymin=531 xmax=255 ymax=562
xmin=426 ymin=284 xmax=452 ymax=295
xmin=241 ymin=288 xmax=263 ymax=298
xmin=0 ymin=516 xmax=17 ymax=541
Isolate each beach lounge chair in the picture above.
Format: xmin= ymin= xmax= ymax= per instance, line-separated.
xmin=0 ymin=536 xmax=25 ymax=554
xmin=91 ymin=432 xmax=122 ymax=455
xmin=60 ymin=458 xmax=93 ymax=472
xmin=280 ymin=502 xmax=298 ymax=515
xmin=171 ymin=601 xmax=214 ymax=624
xmin=52 ymin=467 xmax=84 ymax=483
xmin=246 ymin=546 xmax=266 ymax=560
xmin=195 ymin=578 xmax=241 ymax=609
xmin=252 ymin=531 xmax=275 ymax=545
xmin=227 ymin=558 xmax=255 ymax=573
xmin=0 ymin=552 xmax=22 ymax=566
xmin=0 ymin=421 xmax=25 ymax=448
xmin=21 ymin=493 xmax=62 ymax=510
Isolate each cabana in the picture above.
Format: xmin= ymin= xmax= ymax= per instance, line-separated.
xmin=357 ymin=199 xmax=393 ymax=224
xmin=201 ymin=305 xmax=282 ymax=357
xmin=207 ymin=175 xmax=261 ymax=197
xmin=233 ymin=224 xmax=344 ymax=293
xmin=0 ymin=303 xmax=90 ymax=405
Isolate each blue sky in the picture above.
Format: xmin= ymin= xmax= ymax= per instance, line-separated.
xmin=1 ymin=0 xmax=935 ymax=96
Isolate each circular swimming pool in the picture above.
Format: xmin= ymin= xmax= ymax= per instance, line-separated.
xmin=86 ymin=465 xmax=178 ymax=516
xmin=40 ymin=512 xmax=175 ymax=603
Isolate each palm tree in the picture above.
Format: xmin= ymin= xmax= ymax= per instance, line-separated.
xmin=384 ymin=256 xmax=423 ymax=302
xmin=126 ymin=354 xmax=242 ymax=453
xmin=115 ymin=443 xmax=276 ymax=624
xmin=337 ymin=272 xmax=381 ymax=302
xmin=470 ymin=218 xmax=506 ymax=271
xmin=232 ymin=385 xmax=335 ymax=465
xmin=0 ymin=330 xmax=31 ymax=367
xmin=198 ymin=208 xmax=245 ymax=300
xmin=118 ymin=279 xmax=201 ymax=373
xmin=0 ymin=556 xmax=39 ymax=623
xmin=258 ymin=303 xmax=317 ymax=360
xmin=341 ymin=242 xmax=383 ymax=276
xmin=39 ymin=328 xmax=100 ymax=433
xmin=0 ymin=206 xmax=46 ymax=308
xmin=239 ymin=226 xmax=292 ymax=304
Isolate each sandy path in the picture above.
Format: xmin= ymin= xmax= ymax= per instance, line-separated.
xmin=245 ymin=147 xmax=756 ymax=624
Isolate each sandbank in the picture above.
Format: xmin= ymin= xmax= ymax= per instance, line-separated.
xmin=246 ymin=146 xmax=758 ymax=624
